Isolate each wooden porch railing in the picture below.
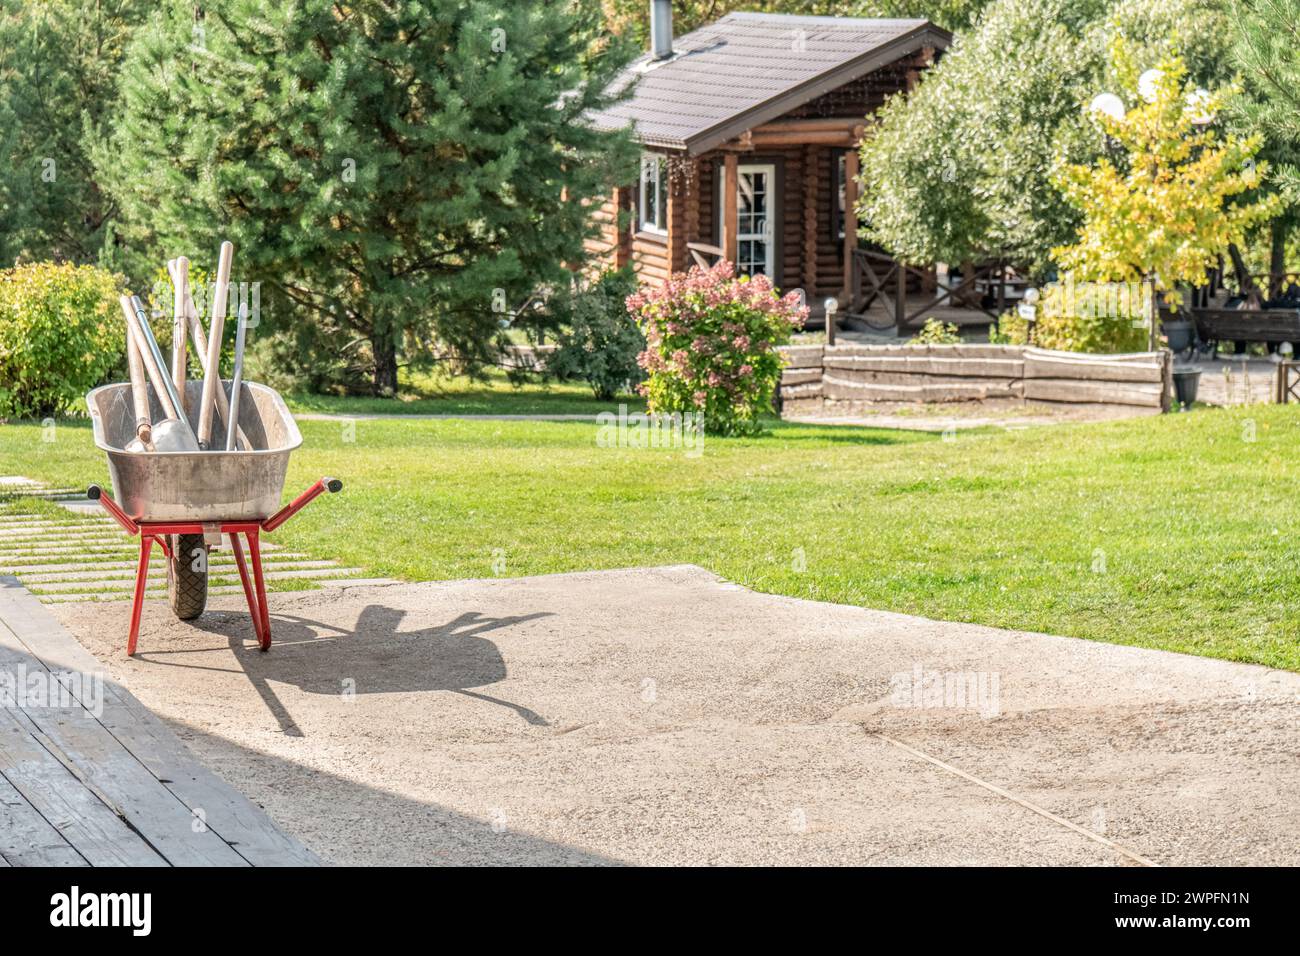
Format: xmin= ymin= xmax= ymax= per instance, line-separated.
xmin=687 ymin=242 xmax=725 ymax=270
xmin=1278 ymin=361 xmax=1300 ymax=404
xmin=849 ymin=249 xmax=1013 ymax=330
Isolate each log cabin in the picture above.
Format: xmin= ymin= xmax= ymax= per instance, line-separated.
xmin=588 ymin=3 xmax=950 ymax=321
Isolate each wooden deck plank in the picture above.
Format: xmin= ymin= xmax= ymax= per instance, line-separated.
xmin=0 ymin=710 xmax=163 ymax=866
xmin=0 ymin=767 xmax=89 ymax=867
xmin=0 ymin=577 xmax=318 ymax=866
xmin=0 ymin=640 xmax=243 ymax=866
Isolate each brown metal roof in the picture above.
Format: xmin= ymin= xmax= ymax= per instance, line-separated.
xmin=592 ymin=13 xmax=951 ymax=155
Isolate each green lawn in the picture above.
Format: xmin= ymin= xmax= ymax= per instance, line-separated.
xmin=3 ymin=404 xmax=1298 ymax=670
xmin=282 ymin=368 xmax=646 ymax=417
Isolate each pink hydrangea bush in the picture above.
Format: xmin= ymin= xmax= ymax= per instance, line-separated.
xmin=626 ymin=261 xmax=808 ymax=436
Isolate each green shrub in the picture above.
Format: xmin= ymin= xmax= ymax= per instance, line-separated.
xmin=0 ymin=262 xmax=124 ymax=417
xmin=628 ymin=261 xmax=807 ymax=436
xmin=543 ymin=269 xmax=644 ymax=401
xmin=909 ymin=318 xmax=962 ymax=345
xmin=989 ymin=310 xmax=1032 ymax=345
xmin=1033 ymin=280 xmax=1149 ymax=353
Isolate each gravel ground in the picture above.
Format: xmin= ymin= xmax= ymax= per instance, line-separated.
xmin=53 ymin=565 xmax=1300 ymax=867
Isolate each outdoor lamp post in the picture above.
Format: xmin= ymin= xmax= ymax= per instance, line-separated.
xmin=1088 ymin=92 xmax=1126 ymax=122
xmin=824 ymin=297 xmax=838 ymax=347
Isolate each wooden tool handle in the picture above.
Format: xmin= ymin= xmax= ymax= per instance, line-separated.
xmin=171 ymin=257 xmax=189 ymax=414
xmin=125 ymin=326 xmax=152 ymax=445
xmin=169 ymin=257 xmax=249 ymax=450
xmin=197 ymin=241 xmax=234 ymax=448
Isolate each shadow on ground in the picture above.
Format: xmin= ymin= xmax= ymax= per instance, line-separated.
xmin=151 ymin=605 xmax=555 ymax=736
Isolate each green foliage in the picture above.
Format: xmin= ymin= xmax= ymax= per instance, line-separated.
xmin=908 ymin=318 xmax=962 ymax=344
xmin=0 ymin=262 xmax=124 ymax=417
xmin=1032 ymin=281 xmax=1149 ymax=352
xmin=602 ymin=1 xmax=995 ymax=40
xmin=988 ymin=310 xmax=1031 ymax=344
xmin=543 ymin=270 xmax=645 ymax=401
xmin=857 ymin=0 xmax=1238 ymax=275
xmin=1052 ymin=47 xmax=1279 ymax=308
xmin=99 ymin=0 xmax=640 ymax=395
xmin=859 ymin=0 xmax=1107 ymax=272
xmin=0 ymin=1 xmax=149 ymax=266
xmin=629 ymin=262 xmax=806 ymax=436
xmin=1231 ymin=0 xmax=1300 ymax=204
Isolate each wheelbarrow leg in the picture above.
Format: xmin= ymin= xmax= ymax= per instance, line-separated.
xmin=230 ymin=534 xmax=265 ymax=648
xmin=127 ymin=535 xmax=155 ymax=656
xmin=246 ymin=530 xmax=272 ymax=651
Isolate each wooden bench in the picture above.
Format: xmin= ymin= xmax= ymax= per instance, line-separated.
xmin=1192 ymin=308 xmax=1300 ymax=348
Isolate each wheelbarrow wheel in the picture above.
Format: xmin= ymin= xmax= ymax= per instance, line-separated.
xmin=167 ymin=533 xmax=208 ymax=620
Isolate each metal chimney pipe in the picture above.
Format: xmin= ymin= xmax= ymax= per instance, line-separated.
xmin=650 ymin=0 xmax=673 ymax=60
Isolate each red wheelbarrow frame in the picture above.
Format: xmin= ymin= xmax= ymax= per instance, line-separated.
xmin=87 ymin=477 xmax=342 ymax=656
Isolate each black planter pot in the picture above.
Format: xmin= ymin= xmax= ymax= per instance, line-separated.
xmin=1162 ymin=319 xmax=1194 ymax=355
xmin=1171 ymin=366 xmax=1201 ymax=410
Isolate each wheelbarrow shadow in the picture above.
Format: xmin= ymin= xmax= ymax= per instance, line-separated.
xmin=190 ymin=604 xmax=554 ymax=737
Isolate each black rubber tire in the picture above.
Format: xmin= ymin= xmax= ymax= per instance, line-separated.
xmin=168 ymin=533 xmax=208 ymax=620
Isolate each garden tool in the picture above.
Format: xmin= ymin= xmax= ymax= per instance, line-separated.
xmin=170 ymin=256 xmax=189 ymax=414
xmin=124 ymin=327 xmax=154 ymax=452
xmin=120 ymin=295 xmax=199 ymax=452
xmin=197 ymin=240 xmax=234 ymax=449
xmin=166 ymin=257 xmax=249 ymax=450
xmin=225 ymin=297 xmax=249 ymax=451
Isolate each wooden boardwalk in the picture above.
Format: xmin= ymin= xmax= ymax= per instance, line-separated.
xmin=0 ymin=576 xmax=318 ymax=866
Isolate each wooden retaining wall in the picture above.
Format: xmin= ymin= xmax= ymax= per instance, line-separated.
xmin=778 ymin=344 xmax=1171 ymax=414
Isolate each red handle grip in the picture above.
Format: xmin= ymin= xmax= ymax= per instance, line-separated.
xmin=88 ymin=484 xmax=139 ymax=536
xmin=261 ymin=477 xmax=342 ymax=532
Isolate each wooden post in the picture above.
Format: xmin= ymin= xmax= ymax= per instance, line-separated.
xmin=895 ymin=260 xmax=906 ymax=329
xmin=802 ymin=146 xmax=818 ymax=297
xmin=682 ymin=163 xmax=700 ymax=273
xmin=666 ymin=169 xmax=683 ymax=275
xmin=612 ymin=186 xmax=630 ymax=270
xmin=841 ymin=148 xmax=859 ymax=305
xmin=1148 ymin=282 xmax=1159 ymax=353
xmin=722 ymin=153 xmax=739 ymax=266
xmin=1160 ymin=348 xmax=1173 ymax=413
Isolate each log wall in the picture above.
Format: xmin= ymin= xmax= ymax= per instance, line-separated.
xmin=777 ymin=344 xmax=1171 ymax=413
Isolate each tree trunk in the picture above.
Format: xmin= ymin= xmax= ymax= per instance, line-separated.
xmin=372 ymin=333 xmax=398 ymax=397
xmin=1269 ymin=219 xmax=1288 ymax=299
xmin=1227 ymin=242 xmax=1257 ymax=298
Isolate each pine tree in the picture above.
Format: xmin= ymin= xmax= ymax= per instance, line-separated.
xmin=1232 ymin=0 xmax=1300 ymax=194
xmin=101 ymin=0 xmax=638 ymax=395
xmin=1231 ymin=0 xmax=1300 ymax=291
xmin=0 ymin=0 xmax=149 ymax=265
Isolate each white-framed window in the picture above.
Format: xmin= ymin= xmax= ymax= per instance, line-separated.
xmin=836 ymin=152 xmax=847 ymax=242
xmin=639 ymin=153 xmax=667 ymax=235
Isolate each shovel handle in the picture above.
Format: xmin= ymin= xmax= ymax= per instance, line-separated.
xmin=166 ymin=259 xmax=250 ymax=450
xmin=198 ymin=241 xmax=234 ymax=448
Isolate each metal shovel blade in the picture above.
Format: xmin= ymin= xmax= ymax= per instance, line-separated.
xmin=150 ymin=417 xmax=200 ymax=452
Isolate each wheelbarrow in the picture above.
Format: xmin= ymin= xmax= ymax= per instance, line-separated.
xmin=85 ymin=379 xmax=342 ymax=655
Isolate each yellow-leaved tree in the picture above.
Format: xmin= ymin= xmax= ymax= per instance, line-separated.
xmin=1051 ymin=41 xmax=1280 ymax=349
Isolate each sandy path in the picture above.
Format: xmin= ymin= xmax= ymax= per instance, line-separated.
xmin=52 ymin=566 xmax=1300 ymax=866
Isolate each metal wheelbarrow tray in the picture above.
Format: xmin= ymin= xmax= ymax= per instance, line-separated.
xmin=86 ymin=380 xmax=342 ymax=655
